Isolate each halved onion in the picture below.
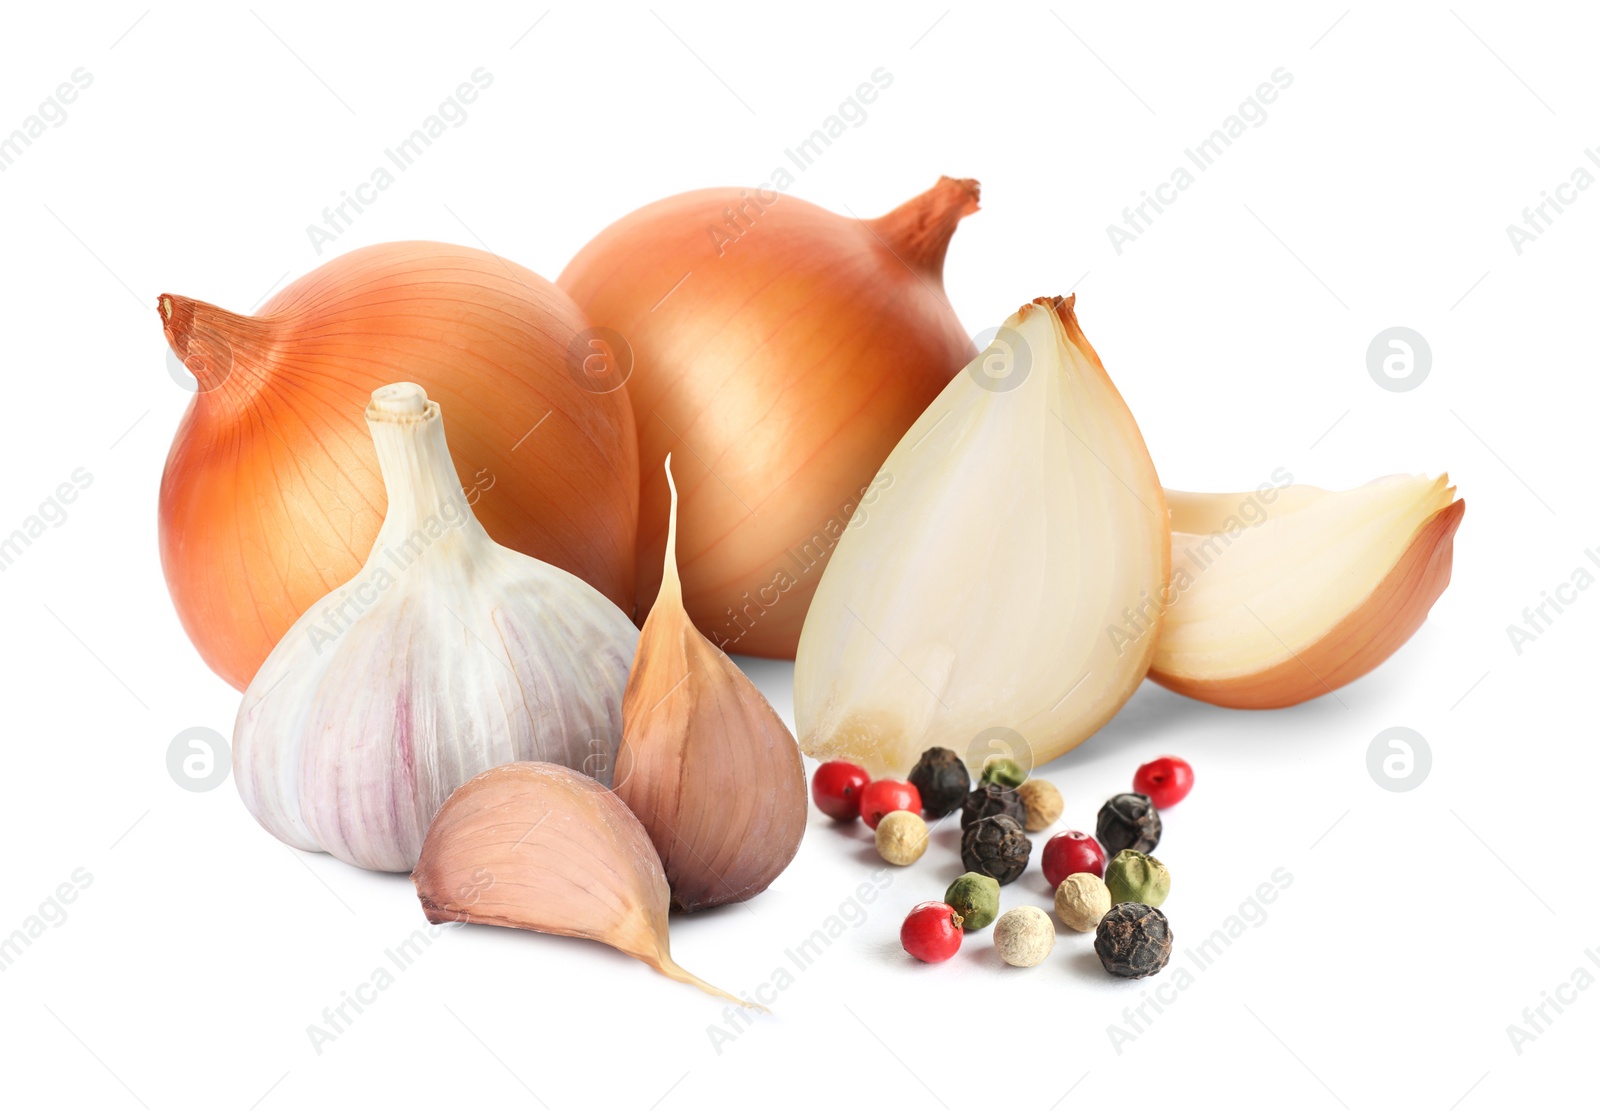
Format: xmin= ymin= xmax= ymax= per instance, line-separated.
xmin=1150 ymin=475 xmax=1464 ymax=707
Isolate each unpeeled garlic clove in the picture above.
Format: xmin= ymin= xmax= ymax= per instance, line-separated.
xmin=612 ymin=457 xmax=807 ymax=911
xmin=1150 ymin=474 xmax=1464 ymax=707
xmin=413 ymin=761 xmax=754 ymax=1005
xmin=794 ymin=296 xmax=1171 ymax=776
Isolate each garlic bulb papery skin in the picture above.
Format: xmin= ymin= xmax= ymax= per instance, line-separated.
xmin=233 ymin=383 xmax=639 ymax=872
xmin=1150 ymin=475 xmax=1463 ymax=707
xmin=794 ymin=296 xmax=1170 ymax=777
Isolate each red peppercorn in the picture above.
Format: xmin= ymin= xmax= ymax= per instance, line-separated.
xmin=900 ymin=902 xmax=963 ymax=962
xmin=812 ymin=760 xmax=871 ymax=822
xmin=1133 ymin=756 xmax=1194 ymax=810
xmin=860 ymin=779 xmax=922 ymax=829
xmin=1041 ymin=829 xmax=1106 ymax=888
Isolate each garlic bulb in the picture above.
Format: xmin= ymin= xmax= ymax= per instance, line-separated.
xmin=1150 ymin=475 xmax=1463 ymax=707
xmin=613 ymin=458 xmax=807 ymax=911
xmin=794 ymin=296 xmax=1170 ymax=776
xmin=233 ymin=383 xmax=639 ymax=872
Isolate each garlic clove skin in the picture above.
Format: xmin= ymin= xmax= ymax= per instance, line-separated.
xmin=413 ymin=761 xmax=754 ymax=1006
xmin=1151 ymin=474 xmax=1463 ymax=708
xmin=233 ymin=383 xmax=639 ymax=872
xmin=794 ymin=296 xmax=1170 ymax=777
xmin=613 ymin=458 xmax=808 ymax=911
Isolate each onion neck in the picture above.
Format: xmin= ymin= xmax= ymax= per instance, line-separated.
xmin=365 ymin=384 xmax=489 ymax=550
xmin=158 ymin=293 xmax=273 ymax=396
xmin=868 ymin=176 xmax=980 ymax=277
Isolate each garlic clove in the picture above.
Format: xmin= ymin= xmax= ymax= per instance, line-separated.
xmin=794 ymin=296 xmax=1170 ymax=777
xmin=1150 ymin=474 xmax=1463 ymax=707
xmin=413 ymin=761 xmax=755 ymax=1005
xmin=612 ymin=457 xmax=808 ymax=911
xmin=233 ymin=383 xmax=639 ymax=872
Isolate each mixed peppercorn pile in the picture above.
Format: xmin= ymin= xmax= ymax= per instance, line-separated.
xmin=811 ymin=752 xmax=1195 ymax=976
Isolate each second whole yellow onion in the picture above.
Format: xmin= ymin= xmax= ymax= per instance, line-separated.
xmin=560 ymin=177 xmax=982 ymax=657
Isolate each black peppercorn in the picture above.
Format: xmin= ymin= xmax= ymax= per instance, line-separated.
xmin=960 ymin=814 xmax=1031 ymax=885
xmin=1094 ymin=902 xmax=1173 ymax=978
xmin=961 ymin=783 xmax=1026 ymax=830
xmin=1097 ymin=792 xmax=1162 ymax=854
xmin=907 ymin=747 xmax=970 ymax=818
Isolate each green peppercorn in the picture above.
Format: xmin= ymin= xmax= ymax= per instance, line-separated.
xmin=960 ymin=783 xmax=1026 ymax=829
xmin=961 ymin=814 xmax=1031 ymax=885
xmin=980 ymin=757 xmax=1027 ymax=789
xmin=907 ymin=747 xmax=970 ymax=818
xmin=1097 ymin=792 xmax=1162 ymax=854
xmin=1095 ymin=902 xmax=1173 ymax=979
xmin=944 ymin=872 xmax=1001 ymax=931
xmin=1105 ymin=849 xmax=1170 ymax=906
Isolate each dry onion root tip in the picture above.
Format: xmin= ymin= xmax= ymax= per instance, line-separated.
xmin=1150 ymin=474 xmax=1464 ymax=708
xmin=613 ymin=456 xmax=808 ymax=911
xmin=558 ymin=177 xmax=982 ymax=658
xmin=413 ymin=762 xmax=762 ymax=1008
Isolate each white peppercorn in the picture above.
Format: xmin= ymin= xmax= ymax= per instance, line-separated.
xmin=1054 ymin=872 xmax=1113 ymax=932
xmin=1016 ymin=779 xmax=1064 ymax=832
xmin=993 ymin=905 xmax=1055 ymax=966
xmin=875 ymin=810 xmax=929 ymax=865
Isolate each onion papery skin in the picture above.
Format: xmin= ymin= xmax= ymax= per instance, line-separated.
xmin=559 ymin=178 xmax=980 ymax=658
xmin=1149 ymin=477 xmax=1464 ymax=708
xmin=159 ymin=241 xmax=639 ymax=690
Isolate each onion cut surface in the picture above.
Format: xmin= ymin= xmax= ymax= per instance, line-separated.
xmin=794 ymin=296 xmax=1170 ymax=776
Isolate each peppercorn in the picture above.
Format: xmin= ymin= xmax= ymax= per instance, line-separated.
xmin=1097 ymin=792 xmax=1162 ymax=855
xmin=901 ymin=902 xmax=963 ymax=963
xmin=860 ymin=779 xmax=922 ymax=829
xmin=1042 ymin=829 xmax=1106 ymax=886
xmin=1105 ymin=849 xmax=1170 ymax=906
xmin=960 ymin=814 xmax=1031 ymax=885
xmin=907 ymin=747 xmax=970 ymax=818
xmin=944 ymin=872 xmax=1001 ymax=931
xmin=875 ymin=810 xmax=929 ymax=866
xmin=1055 ymin=872 xmax=1112 ymax=932
xmin=961 ymin=783 xmax=1027 ymax=829
xmin=1095 ymin=902 xmax=1173 ymax=979
xmin=811 ymin=759 xmax=871 ymax=822
xmin=1133 ymin=756 xmax=1194 ymax=809
xmin=1015 ymin=779 xmax=1063 ymax=832
xmin=980 ymin=757 xmax=1027 ymax=789
xmin=993 ymin=906 xmax=1055 ymax=966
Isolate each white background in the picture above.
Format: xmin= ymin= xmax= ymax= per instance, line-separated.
xmin=1 ymin=2 xmax=1593 ymax=1115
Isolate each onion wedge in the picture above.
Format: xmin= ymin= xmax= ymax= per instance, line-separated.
xmin=1149 ymin=474 xmax=1464 ymax=708
xmin=795 ymin=296 xmax=1169 ymax=775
